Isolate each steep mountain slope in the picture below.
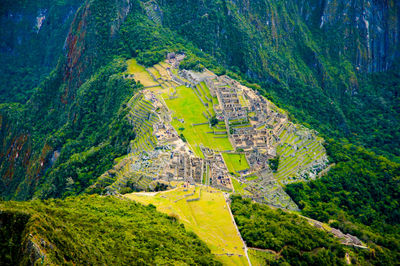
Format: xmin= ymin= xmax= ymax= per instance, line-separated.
xmin=0 ymin=0 xmax=83 ymax=103
xmin=0 ymin=0 xmax=138 ymax=200
xmin=231 ymin=196 xmax=376 ymax=265
xmin=286 ymin=139 xmax=400 ymax=264
xmin=316 ymin=0 xmax=400 ymax=73
xmin=0 ymin=195 xmax=219 ymax=265
xmin=0 ymin=0 xmax=399 ymax=264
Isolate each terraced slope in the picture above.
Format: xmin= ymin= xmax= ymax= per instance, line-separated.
xmin=127 ymin=93 xmax=158 ymax=154
xmin=275 ymin=126 xmax=326 ymax=184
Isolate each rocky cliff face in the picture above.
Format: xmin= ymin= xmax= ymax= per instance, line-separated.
xmin=318 ymin=0 xmax=400 ymax=72
xmin=161 ymin=0 xmax=399 ymax=77
xmin=62 ymin=0 xmax=133 ymax=104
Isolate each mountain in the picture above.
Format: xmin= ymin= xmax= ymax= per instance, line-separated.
xmin=0 ymin=0 xmax=399 ymax=265
xmin=1 ymin=0 xmax=398 ymax=200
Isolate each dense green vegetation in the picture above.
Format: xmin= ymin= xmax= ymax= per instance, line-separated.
xmin=119 ymin=11 xmax=220 ymax=74
xmin=0 ymin=58 xmax=137 ymax=200
xmin=231 ymin=196 xmax=352 ymax=265
xmin=0 ymin=210 xmax=30 ymax=264
xmin=209 ymin=116 xmax=219 ymax=127
xmin=0 ymin=0 xmax=83 ymax=103
xmin=39 ymin=60 xmax=137 ymax=198
xmin=231 ymin=195 xmax=400 ymax=265
xmin=286 ymin=139 xmax=400 ymax=264
xmin=268 ymin=156 xmax=280 ymax=172
xmin=0 ymin=195 xmax=219 ymax=265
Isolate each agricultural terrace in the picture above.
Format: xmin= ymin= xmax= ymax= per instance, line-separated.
xmin=274 ymin=127 xmax=326 ymax=184
xmin=126 ymin=184 xmax=248 ymax=265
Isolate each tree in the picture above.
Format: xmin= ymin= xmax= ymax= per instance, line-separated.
xmin=209 ymin=116 xmax=218 ymax=127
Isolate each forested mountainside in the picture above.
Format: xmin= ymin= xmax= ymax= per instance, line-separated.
xmin=286 ymin=139 xmax=400 ymax=264
xmin=230 ymin=196 xmax=393 ymax=265
xmin=158 ymin=0 xmax=400 ymax=158
xmin=0 ymin=0 xmax=399 ymax=264
xmin=0 ymin=0 xmax=83 ymax=103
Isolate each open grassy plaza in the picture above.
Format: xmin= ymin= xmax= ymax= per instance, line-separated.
xmin=222 ymin=153 xmax=250 ymax=173
xmin=163 ymin=85 xmax=233 ymax=156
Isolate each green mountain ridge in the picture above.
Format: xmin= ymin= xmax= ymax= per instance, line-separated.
xmin=0 ymin=195 xmax=220 ymax=265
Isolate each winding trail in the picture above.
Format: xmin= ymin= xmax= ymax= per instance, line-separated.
xmin=223 ymin=193 xmax=252 ymax=266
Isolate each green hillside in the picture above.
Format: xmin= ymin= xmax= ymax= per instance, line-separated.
xmin=286 ymin=140 xmax=400 ymax=264
xmin=0 ymin=195 xmax=219 ymax=265
xmin=231 ymin=196 xmax=392 ymax=265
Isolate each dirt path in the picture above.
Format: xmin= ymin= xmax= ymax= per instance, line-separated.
xmin=224 ymin=193 xmax=252 ymax=266
xmin=248 ymin=247 xmax=278 ymax=255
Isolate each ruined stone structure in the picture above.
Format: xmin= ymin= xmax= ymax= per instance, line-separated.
xmin=107 ymin=53 xmax=327 ymax=207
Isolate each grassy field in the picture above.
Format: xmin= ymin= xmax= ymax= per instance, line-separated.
xmin=125 ymin=185 xmax=248 ymax=265
xmin=126 ymin=59 xmax=159 ymax=87
xmin=162 ymin=85 xmax=233 ymax=156
xmin=147 ymin=67 xmax=161 ymax=79
xmin=222 ymin=153 xmax=250 ymax=173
